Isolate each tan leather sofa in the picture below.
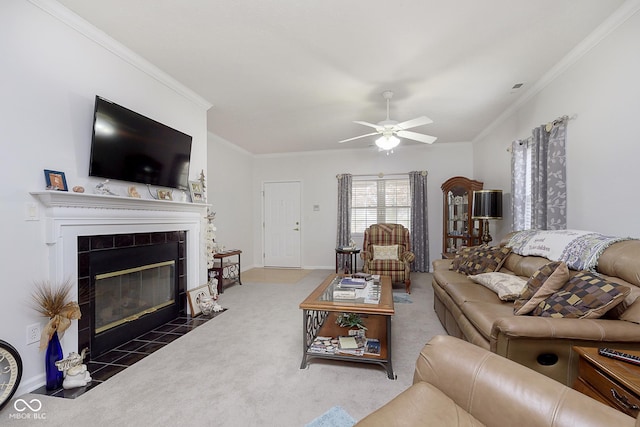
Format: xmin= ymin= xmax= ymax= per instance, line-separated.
xmin=356 ymin=335 xmax=636 ymax=427
xmin=432 ymin=237 xmax=640 ymax=386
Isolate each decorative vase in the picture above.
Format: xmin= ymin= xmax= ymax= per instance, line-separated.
xmin=45 ymin=331 xmax=64 ymax=390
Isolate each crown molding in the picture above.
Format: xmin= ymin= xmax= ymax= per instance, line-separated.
xmin=29 ymin=0 xmax=212 ymax=110
xmin=473 ymin=0 xmax=640 ymax=143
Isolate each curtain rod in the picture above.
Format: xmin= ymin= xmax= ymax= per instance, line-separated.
xmin=506 ymin=114 xmax=575 ymax=152
xmin=336 ymin=171 xmax=427 ymax=179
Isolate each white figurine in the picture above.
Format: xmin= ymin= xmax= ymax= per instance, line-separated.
xmin=95 ymin=179 xmax=117 ymax=196
xmin=55 ymin=348 xmax=92 ymax=389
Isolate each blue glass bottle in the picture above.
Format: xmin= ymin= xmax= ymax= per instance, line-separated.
xmin=45 ymin=331 xmax=64 ymax=390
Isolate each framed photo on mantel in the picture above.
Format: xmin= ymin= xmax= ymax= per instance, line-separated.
xmin=44 ymin=169 xmax=68 ymax=191
xmin=189 ymin=180 xmax=205 ymax=203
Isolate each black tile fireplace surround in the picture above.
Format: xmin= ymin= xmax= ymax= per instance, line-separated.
xmin=77 ymin=231 xmax=187 ymax=359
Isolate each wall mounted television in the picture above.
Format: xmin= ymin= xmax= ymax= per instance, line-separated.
xmin=89 ymin=95 xmax=193 ymax=191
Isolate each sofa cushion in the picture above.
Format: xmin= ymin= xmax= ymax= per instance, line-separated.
xmin=462 ymin=301 xmax=516 ymax=340
xmin=469 ymin=272 xmax=528 ymax=301
xmin=445 ymin=280 xmax=502 ymax=307
xmin=533 ymin=271 xmax=631 ymax=319
xmin=450 ymin=246 xmax=477 ymax=271
xmin=514 ymin=262 xmax=570 ymax=315
xmin=372 ymin=244 xmax=399 ymax=260
xmin=456 ymin=246 xmax=512 ymax=276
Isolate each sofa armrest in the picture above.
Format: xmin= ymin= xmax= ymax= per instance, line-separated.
xmin=401 ymin=251 xmax=415 ymax=263
xmin=360 ymin=250 xmax=372 ymax=261
xmin=412 ymin=335 xmax=635 ymax=427
xmin=490 ymin=316 xmax=640 ymax=345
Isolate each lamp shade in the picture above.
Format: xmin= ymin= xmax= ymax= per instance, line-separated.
xmin=375 ymin=134 xmax=400 ymax=150
xmin=472 ymin=190 xmax=503 ymax=219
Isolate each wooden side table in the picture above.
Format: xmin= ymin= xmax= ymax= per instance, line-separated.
xmin=335 ymin=248 xmax=360 ymax=273
xmin=573 ymin=346 xmax=640 ymax=417
xmin=209 ymin=250 xmax=242 ymax=294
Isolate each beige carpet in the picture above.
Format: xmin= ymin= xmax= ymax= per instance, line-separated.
xmin=2 ymin=271 xmax=446 ymax=426
xmin=241 ymin=267 xmax=313 ymax=283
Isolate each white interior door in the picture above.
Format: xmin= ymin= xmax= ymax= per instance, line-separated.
xmin=263 ymin=181 xmax=301 ymax=267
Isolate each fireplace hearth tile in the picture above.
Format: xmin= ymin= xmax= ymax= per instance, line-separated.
xmin=32 ymin=310 xmax=226 ymax=400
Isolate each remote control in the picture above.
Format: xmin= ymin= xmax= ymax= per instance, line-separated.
xmin=598 ymin=348 xmax=640 ymax=366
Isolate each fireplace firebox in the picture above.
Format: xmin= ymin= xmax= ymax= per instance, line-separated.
xmin=78 ymin=232 xmax=186 ymax=358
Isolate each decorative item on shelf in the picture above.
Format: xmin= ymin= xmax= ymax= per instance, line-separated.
xmin=189 ymin=180 xmax=205 ymax=203
xmin=127 ymin=185 xmax=141 ymax=198
xmin=205 ymin=209 xmax=217 ymax=268
xmin=472 ymin=190 xmax=503 ymax=244
xmin=44 ymin=169 xmax=68 ymax=191
xmin=31 ymin=280 xmax=81 ymax=390
xmin=157 ymin=189 xmax=173 ymax=201
xmin=336 ymin=312 xmax=367 ymax=332
xmin=199 ymin=169 xmax=207 ymax=203
xmin=72 ymin=185 xmax=85 ymax=193
xmin=55 ymin=348 xmax=91 ymax=389
xmin=94 ymin=179 xmax=117 ymax=196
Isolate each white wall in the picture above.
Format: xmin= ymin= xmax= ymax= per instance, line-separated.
xmin=207 ymin=133 xmax=254 ymax=267
xmin=1 ymin=0 xmax=209 ymax=395
xmin=250 ymin=143 xmax=474 ymax=270
xmin=474 ymin=7 xmax=640 ymax=241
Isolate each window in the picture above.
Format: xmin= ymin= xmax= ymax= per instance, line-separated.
xmin=351 ymin=178 xmax=410 ymax=234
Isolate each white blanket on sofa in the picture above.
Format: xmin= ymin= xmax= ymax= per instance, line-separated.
xmin=507 ymin=229 xmax=631 ymax=271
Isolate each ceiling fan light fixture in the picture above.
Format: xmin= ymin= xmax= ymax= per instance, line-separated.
xmin=375 ymin=134 xmax=400 ymax=150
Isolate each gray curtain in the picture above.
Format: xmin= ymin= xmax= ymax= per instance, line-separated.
xmin=336 ymin=173 xmax=352 ymax=266
xmin=511 ymin=121 xmax=567 ymax=231
xmin=409 ymin=171 xmax=429 ymax=272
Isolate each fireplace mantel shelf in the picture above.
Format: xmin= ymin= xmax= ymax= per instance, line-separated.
xmin=30 ymin=191 xmax=210 ymax=213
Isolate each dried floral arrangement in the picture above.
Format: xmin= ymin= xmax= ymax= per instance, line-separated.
xmin=31 ymin=280 xmax=81 ymax=350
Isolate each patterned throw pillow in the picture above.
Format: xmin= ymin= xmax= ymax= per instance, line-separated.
xmin=457 ymin=246 xmax=512 ymax=276
xmin=372 ymin=245 xmax=399 ymax=260
xmin=450 ymin=246 xmax=477 ymax=271
xmin=468 ymin=272 xmax=528 ymax=301
xmin=513 ymin=261 xmax=569 ymax=315
xmin=532 ymin=271 xmax=630 ymax=319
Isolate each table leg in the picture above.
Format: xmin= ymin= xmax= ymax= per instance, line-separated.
xmin=386 ymin=315 xmax=395 ymax=379
xmin=300 ymin=309 xmax=309 ymax=369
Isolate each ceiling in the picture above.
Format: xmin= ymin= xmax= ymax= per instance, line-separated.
xmin=55 ymin=0 xmax=624 ymax=155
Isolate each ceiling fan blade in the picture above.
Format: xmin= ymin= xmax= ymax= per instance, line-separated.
xmin=396 ymin=116 xmax=433 ymax=130
xmin=396 ymin=130 xmax=437 ymax=144
xmin=353 ymin=120 xmax=383 ymax=131
xmin=339 ymin=132 xmax=379 ymax=143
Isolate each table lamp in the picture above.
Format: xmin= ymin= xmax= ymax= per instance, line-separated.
xmin=472 ymin=190 xmax=503 ymax=244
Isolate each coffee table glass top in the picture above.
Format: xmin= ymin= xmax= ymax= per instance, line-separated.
xmin=300 ymin=274 xmax=394 ymax=315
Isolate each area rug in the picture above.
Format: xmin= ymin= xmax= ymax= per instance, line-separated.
xmin=241 ymin=268 xmax=313 ymax=284
xmin=305 ymin=406 xmax=356 ymax=427
xmin=393 ymin=292 xmax=413 ymax=303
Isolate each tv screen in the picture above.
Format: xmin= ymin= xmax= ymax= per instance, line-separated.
xmin=89 ymin=96 xmax=193 ymax=191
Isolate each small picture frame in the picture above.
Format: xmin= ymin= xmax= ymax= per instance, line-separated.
xmin=187 ymin=284 xmax=214 ymax=317
xmin=44 ymin=169 xmax=68 ymax=191
xmin=157 ymin=189 xmax=173 ymax=201
xmin=189 ymin=180 xmax=205 ymax=203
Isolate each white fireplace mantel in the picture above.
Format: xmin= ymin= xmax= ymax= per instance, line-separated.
xmin=29 ymin=190 xmax=210 ymax=354
xmin=30 ymin=190 xmax=209 ymax=212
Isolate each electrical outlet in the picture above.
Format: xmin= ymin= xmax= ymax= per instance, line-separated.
xmin=27 ymin=323 xmax=41 ymax=345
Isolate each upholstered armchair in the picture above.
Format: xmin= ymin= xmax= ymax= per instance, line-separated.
xmin=360 ymin=223 xmax=415 ymax=293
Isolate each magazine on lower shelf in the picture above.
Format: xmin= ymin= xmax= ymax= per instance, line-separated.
xmin=364 ymin=338 xmax=381 ymax=356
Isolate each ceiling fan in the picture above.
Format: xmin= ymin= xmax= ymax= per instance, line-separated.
xmin=339 ymin=91 xmax=437 ymax=151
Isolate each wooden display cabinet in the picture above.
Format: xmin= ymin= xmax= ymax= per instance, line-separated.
xmin=441 ymin=176 xmax=484 ymax=258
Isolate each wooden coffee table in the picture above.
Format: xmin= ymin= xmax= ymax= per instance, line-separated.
xmin=299 ymin=274 xmax=395 ymax=379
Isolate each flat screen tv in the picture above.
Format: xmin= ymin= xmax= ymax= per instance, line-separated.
xmin=89 ymin=95 xmax=193 ymax=191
